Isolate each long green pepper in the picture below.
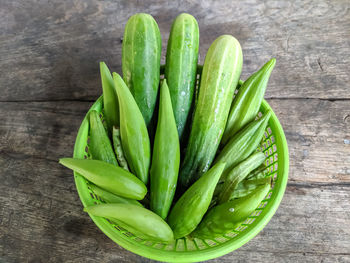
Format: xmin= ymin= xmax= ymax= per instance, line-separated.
xmin=150 ymin=80 xmax=180 ymax=219
xmin=217 ymin=151 xmax=266 ymax=204
xmin=231 ymin=174 xmax=272 ymax=199
xmin=215 ymin=110 xmax=271 ymax=180
xmin=100 ymin=62 xmax=119 ymax=134
xmin=59 ymin=158 xmax=147 ymax=200
xmin=167 ymin=162 xmax=226 ymax=239
xmin=89 ymin=110 xmax=118 ymax=166
xmin=213 ymin=163 xmax=267 ymax=201
xmin=84 ymin=203 xmax=174 ymax=242
xmin=192 ymin=183 xmax=271 ymax=239
xmin=221 ymin=58 xmax=276 ymax=145
xmin=112 ymin=126 xmax=130 ymax=171
xmin=89 ymin=184 xmax=142 ymax=207
xmin=113 ymin=72 xmax=151 ymax=185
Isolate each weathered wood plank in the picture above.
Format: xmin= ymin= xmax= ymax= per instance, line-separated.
xmin=1 ymin=0 xmax=350 ymax=262
xmin=1 ymin=161 xmax=349 ymax=262
xmin=0 ymin=0 xmax=349 ymax=102
xmin=0 ymin=99 xmax=349 ymax=261
xmin=0 ymin=101 xmax=88 ymax=162
xmin=266 ymin=98 xmax=350 ymax=184
xmin=0 ymin=99 xmax=348 ymax=185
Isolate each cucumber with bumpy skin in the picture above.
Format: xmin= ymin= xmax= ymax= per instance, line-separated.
xmin=122 ymin=13 xmax=161 ymax=126
xmin=165 ymin=13 xmax=199 ymax=139
xmin=179 ymin=35 xmax=243 ymax=189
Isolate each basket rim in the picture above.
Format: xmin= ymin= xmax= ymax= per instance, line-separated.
xmin=73 ymin=96 xmax=289 ymax=263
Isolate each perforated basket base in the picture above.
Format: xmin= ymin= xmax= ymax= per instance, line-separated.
xmin=72 ymin=73 xmax=289 ymax=263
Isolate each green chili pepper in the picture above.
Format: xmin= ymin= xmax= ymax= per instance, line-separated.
xmin=246 ymin=164 xmax=267 ymax=180
xmin=218 ymin=151 xmax=266 ymax=204
xmin=89 ymin=184 xmax=142 ymax=207
xmin=192 ymin=183 xmax=271 ymax=239
xmin=150 ymin=79 xmax=180 ymax=219
xmin=84 ymin=203 xmax=174 ymax=242
xmin=100 ymin=62 xmax=119 ymax=133
xmin=231 ymin=174 xmax=272 ymax=199
xmin=89 ymin=110 xmax=118 ymax=166
xmin=59 ymin=158 xmax=147 ymax=200
xmin=167 ymin=162 xmax=226 ymax=239
xmin=106 ymin=217 xmax=158 ymax=240
xmin=215 ymin=110 xmax=271 ymax=180
xmin=113 ymin=72 xmax=151 ymax=185
xmin=112 ymin=126 xmax=129 ymax=171
xmin=222 ymin=58 xmax=276 ymax=145
xmin=213 ymin=164 xmax=267 ymax=202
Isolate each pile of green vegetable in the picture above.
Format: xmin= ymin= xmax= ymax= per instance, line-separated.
xmin=60 ymin=13 xmax=276 ymax=242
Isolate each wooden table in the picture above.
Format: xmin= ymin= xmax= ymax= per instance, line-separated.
xmin=1 ymin=1 xmax=349 ymax=262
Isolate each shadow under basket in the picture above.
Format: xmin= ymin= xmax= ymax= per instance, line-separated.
xmin=72 ymin=66 xmax=289 ymax=262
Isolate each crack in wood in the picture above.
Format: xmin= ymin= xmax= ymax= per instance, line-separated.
xmin=267 ymin=97 xmax=350 ymax=101
xmin=1 ymin=150 xmax=59 ymax=164
xmin=317 ymin=58 xmax=324 ymax=72
xmin=0 ymin=99 xmax=96 ymax=103
xmin=240 ymin=249 xmax=350 ymax=256
xmin=287 ymin=182 xmax=350 ymax=189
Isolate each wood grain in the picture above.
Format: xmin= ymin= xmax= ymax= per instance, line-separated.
xmin=0 ymin=0 xmax=349 ymax=102
xmin=0 ymin=0 xmax=349 ymax=262
xmin=1 ymin=100 xmax=348 ymax=185
xmin=1 ymin=160 xmax=349 ymax=262
xmin=266 ymin=98 xmax=350 ymax=184
xmin=0 ymin=99 xmax=349 ymax=262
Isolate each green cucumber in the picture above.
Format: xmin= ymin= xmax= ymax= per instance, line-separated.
xmin=221 ymin=58 xmax=276 ymax=145
xmin=165 ymin=13 xmax=199 ymax=139
xmin=179 ymin=35 xmax=243 ymax=189
xmin=122 ymin=13 xmax=161 ymax=126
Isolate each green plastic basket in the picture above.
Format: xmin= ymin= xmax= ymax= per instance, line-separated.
xmin=72 ymin=66 xmax=289 ymax=262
